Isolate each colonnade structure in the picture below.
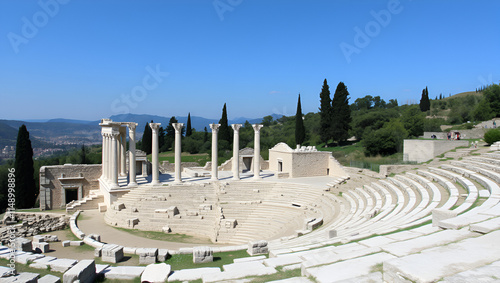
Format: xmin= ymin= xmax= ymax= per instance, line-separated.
xmin=99 ymin=118 xmax=264 ymax=206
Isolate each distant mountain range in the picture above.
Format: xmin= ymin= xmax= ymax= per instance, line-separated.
xmin=0 ymin=113 xmax=284 ymax=149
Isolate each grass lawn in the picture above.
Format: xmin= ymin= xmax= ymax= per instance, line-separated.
xmin=110 ymin=226 xmax=212 ymax=244
xmin=164 ymin=249 xmax=262 ymax=270
xmin=148 ymin=152 xmax=211 ymax=166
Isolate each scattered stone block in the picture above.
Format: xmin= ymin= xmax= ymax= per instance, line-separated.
xmin=38 ymin=274 xmax=61 ymax=283
xmin=162 ymin=226 xmax=171 ymax=233
xmin=102 ymin=266 xmax=145 ymax=280
xmin=328 ymin=229 xmax=338 ymax=238
xmin=32 ymin=242 xmax=50 ymax=253
xmin=15 ymin=253 xmax=44 ymax=264
xmin=94 ymin=247 xmax=102 ymax=257
xmin=101 ymin=244 xmax=124 ymax=263
xmin=247 ymin=240 xmax=268 ymax=256
xmin=126 ymin=218 xmax=139 ymax=228
xmin=29 ymin=256 xmax=57 ymax=269
xmin=2 ymin=272 xmax=39 ymax=283
xmin=98 ymin=203 xmax=107 ymax=212
xmin=123 ymin=247 xmax=137 ymax=254
xmin=193 ymin=246 xmax=213 ymax=264
xmin=140 ymin=263 xmax=171 ymax=283
xmin=224 ymin=219 xmax=237 ymax=228
xmin=15 ymin=238 xmax=32 ymax=252
xmin=137 ymin=248 xmax=158 ymax=264
xmin=168 ymin=267 xmax=221 ymax=282
xmin=199 ymin=204 xmax=212 ymax=211
xmin=157 ymin=249 xmax=168 ymax=262
xmin=167 ymin=206 xmax=179 ymax=217
xmin=70 ymin=241 xmax=84 ymax=246
xmin=33 ymin=235 xmax=45 ymax=243
xmin=432 ymin=208 xmax=458 ymax=227
xmin=44 ymin=235 xmax=59 ymax=242
xmin=112 ymin=202 xmax=125 ymax=211
xmin=63 ymin=259 xmax=96 ymax=283
xmin=48 ymin=258 xmax=78 ymax=273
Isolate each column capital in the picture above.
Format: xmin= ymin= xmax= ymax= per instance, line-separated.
xmin=128 ymin=122 xmax=138 ymax=132
xmin=210 ymin=123 xmax=221 ymax=132
xmin=149 ymin=123 xmax=161 ymax=132
xmin=172 ymin=123 xmax=184 ymax=133
xmin=252 ymin=124 xmax=264 ymax=132
xmin=231 ymin=124 xmax=242 ymax=132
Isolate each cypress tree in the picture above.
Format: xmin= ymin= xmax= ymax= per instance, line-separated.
xmin=141 ymin=121 xmax=152 ymax=155
xmin=186 ymin=113 xmax=192 ymax=137
xmin=218 ymin=103 xmax=231 ymax=145
xmin=80 ymin=145 xmax=86 ymax=164
xmin=203 ymin=127 xmax=208 ymax=143
xmin=331 ymin=82 xmax=352 ymax=144
xmin=166 ymin=116 xmax=181 ymax=151
xmin=295 ymin=94 xmax=305 ymax=146
xmin=319 ymin=79 xmax=332 ymax=144
xmin=14 ymin=125 xmax=36 ymax=209
xmin=419 ymin=87 xmax=430 ymax=112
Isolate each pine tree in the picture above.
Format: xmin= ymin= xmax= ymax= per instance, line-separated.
xmin=295 ymin=94 xmax=305 ymax=146
xmin=331 ymin=82 xmax=352 ymax=144
xmin=14 ymin=125 xmax=36 ymax=209
xmin=141 ymin=121 xmax=152 ymax=155
xmin=186 ymin=113 xmax=192 ymax=137
xmin=319 ymin=79 xmax=332 ymax=144
xmin=218 ymin=103 xmax=231 ymax=145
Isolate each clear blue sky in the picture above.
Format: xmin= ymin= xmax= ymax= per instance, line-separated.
xmin=1 ymin=0 xmax=499 ymax=121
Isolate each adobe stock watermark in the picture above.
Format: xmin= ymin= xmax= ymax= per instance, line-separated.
xmin=7 ymin=0 xmax=70 ymax=54
xmin=339 ymin=0 xmax=403 ymax=64
xmin=477 ymin=73 xmax=495 ymax=90
xmin=213 ymin=0 xmax=243 ymax=21
xmin=111 ymin=65 xmax=169 ymax=114
xmin=6 ymin=168 xmax=17 ymax=276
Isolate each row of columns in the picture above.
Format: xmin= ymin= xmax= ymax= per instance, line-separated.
xmin=101 ymin=121 xmax=138 ymax=189
xmin=101 ymin=119 xmax=264 ymax=188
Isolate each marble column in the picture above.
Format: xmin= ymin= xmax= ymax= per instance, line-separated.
xmin=106 ymin=134 xmax=111 ymax=181
xmin=252 ymin=124 xmax=263 ymax=180
xmin=128 ymin=123 xmax=138 ymax=187
xmin=101 ymin=133 xmax=107 ymax=180
xmin=173 ymin=123 xmax=184 ymax=183
xmin=150 ymin=123 xmax=161 ymax=185
xmin=210 ymin=124 xmax=220 ymax=181
xmin=110 ymin=133 xmax=119 ymax=188
xmin=231 ymin=124 xmax=242 ymax=180
xmin=119 ymin=126 xmax=127 ymax=176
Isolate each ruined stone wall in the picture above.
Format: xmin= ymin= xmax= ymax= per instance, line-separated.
xmin=403 ymin=140 xmax=469 ymax=163
xmin=0 ymin=212 xmax=69 ymax=244
xmin=39 ymin=164 xmax=101 ymax=210
xmin=160 ymin=161 xmax=199 ymax=172
xmin=291 ymin=152 xmax=329 ymax=178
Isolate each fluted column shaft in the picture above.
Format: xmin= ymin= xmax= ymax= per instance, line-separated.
xmin=128 ymin=123 xmax=138 ymax=186
xmin=252 ymin=124 xmax=263 ymax=180
xmin=173 ymin=123 xmax=184 ymax=183
xmin=119 ymin=127 xmax=127 ymax=176
xmin=150 ymin=123 xmax=161 ymax=185
xmin=231 ymin=124 xmax=242 ymax=180
xmin=210 ymin=124 xmax=221 ymax=181
xmin=110 ymin=133 xmax=119 ymax=188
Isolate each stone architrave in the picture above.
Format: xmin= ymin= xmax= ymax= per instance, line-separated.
xmin=128 ymin=123 xmax=138 ymax=187
xmin=252 ymin=124 xmax=264 ymax=180
xmin=102 ymin=244 xmax=124 ymax=263
xmin=150 ymin=123 xmax=161 ymax=185
xmin=63 ymin=259 xmax=96 ymax=283
xmin=231 ymin=124 xmax=242 ymax=180
xmin=173 ymin=123 xmax=184 ymax=183
xmin=137 ymin=248 xmax=158 ymax=265
xmin=119 ymin=126 xmax=127 ymax=177
xmin=209 ymin=124 xmax=221 ymax=181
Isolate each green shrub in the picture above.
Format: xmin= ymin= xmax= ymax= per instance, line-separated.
xmin=484 ymin=129 xmax=500 ymax=145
